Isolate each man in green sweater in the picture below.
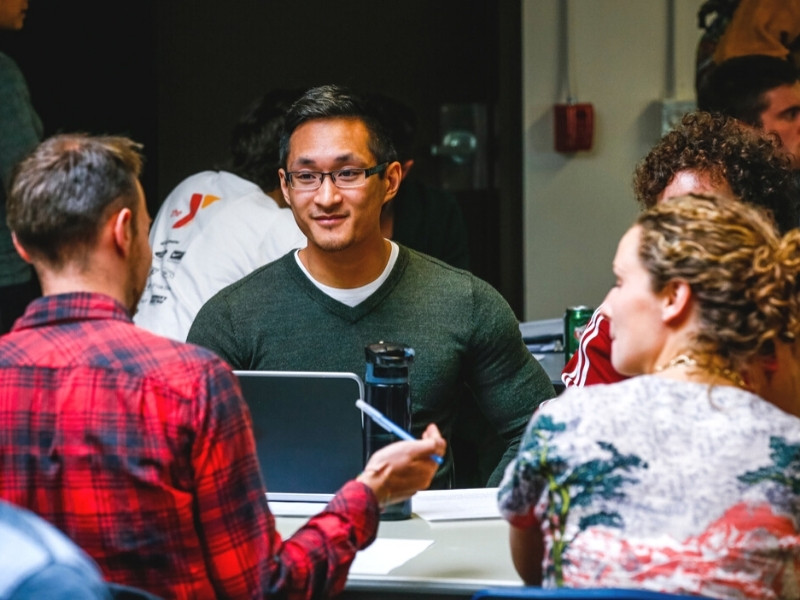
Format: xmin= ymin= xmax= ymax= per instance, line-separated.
xmin=188 ymin=85 xmax=555 ymax=487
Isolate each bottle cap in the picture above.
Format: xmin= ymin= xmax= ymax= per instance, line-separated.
xmin=365 ymin=341 xmax=415 ymax=384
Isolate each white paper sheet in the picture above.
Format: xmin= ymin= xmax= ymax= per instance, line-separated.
xmin=268 ymin=501 xmax=326 ymax=517
xmin=349 ymin=538 xmax=434 ymax=574
xmin=411 ymin=487 xmax=500 ymax=521
xmin=269 ymin=487 xmax=501 ymax=520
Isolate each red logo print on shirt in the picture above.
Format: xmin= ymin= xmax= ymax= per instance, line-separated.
xmin=172 ymin=193 xmax=221 ymax=228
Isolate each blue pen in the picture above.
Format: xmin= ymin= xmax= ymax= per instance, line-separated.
xmin=355 ymin=399 xmax=444 ymax=465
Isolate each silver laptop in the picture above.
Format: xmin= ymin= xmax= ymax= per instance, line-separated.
xmin=233 ymin=370 xmax=365 ymax=502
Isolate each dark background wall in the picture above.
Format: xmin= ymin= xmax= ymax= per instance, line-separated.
xmin=156 ymin=1 xmax=502 ymax=190
xmin=0 ymin=1 xmax=158 ymax=210
xmin=0 ymin=0 xmax=523 ymax=315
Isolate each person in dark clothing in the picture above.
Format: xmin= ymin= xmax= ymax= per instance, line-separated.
xmin=369 ymin=93 xmax=470 ymax=270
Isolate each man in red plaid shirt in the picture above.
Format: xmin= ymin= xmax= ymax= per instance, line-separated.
xmin=0 ymin=133 xmax=445 ymax=599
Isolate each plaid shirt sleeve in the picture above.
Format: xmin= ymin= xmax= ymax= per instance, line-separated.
xmin=191 ymin=361 xmax=379 ymax=599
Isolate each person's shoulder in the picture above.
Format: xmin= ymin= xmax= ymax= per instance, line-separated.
xmin=201 ymin=251 xmax=296 ymax=305
xmin=0 ymin=51 xmax=14 ymax=67
xmin=401 ymin=246 xmax=479 ymax=292
xmin=130 ymin=323 xmax=222 ymax=361
xmin=0 ymin=52 xmax=19 ymax=70
xmin=546 ymin=376 xmax=646 ymax=411
xmin=160 ymin=171 xmax=265 ymax=209
xmin=403 ymin=246 xmax=510 ymax=304
xmin=558 ymin=374 xmax=731 ymax=413
xmin=234 ymin=249 xmax=295 ymax=286
xmin=0 ymin=500 xmax=110 ymax=600
xmin=403 ymin=245 xmax=472 ymax=278
xmin=0 ymin=52 xmax=25 ymax=83
xmin=151 ymin=171 xmax=219 ymax=226
xmin=163 ymin=170 xmax=220 ymax=199
xmin=126 ymin=322 xmax=235 ymax=385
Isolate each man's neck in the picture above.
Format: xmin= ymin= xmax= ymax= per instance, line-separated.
xmin=380 ymin=200 xmax=395 ymax=239
xmin=298 ymin=238 xmax=392 ymax=288
xmin=37 ymin=266 xmax=133 ymax=314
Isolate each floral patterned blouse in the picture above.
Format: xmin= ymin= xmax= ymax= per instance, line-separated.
xmin=499 ymin=375 xmax=800 ymax=599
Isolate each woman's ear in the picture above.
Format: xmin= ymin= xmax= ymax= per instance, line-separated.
xmin=661 ymin=279 xmax=692 ymax=325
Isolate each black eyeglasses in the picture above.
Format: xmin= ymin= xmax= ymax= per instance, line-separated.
xmin=285 ymin=163 xmax=388 ymax=190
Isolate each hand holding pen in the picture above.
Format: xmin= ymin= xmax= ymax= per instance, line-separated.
xmin=356 ymin=399 xmax=444 ymax=465
xmin=355 ymin=400 xmax=446 ymax=506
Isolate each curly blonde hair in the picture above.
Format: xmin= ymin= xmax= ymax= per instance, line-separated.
xmin=637 ymin=194 xmax=800 ymax=373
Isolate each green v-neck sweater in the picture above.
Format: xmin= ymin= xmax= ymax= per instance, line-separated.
xmin=188 ymin=246 xmax=555 ymax=488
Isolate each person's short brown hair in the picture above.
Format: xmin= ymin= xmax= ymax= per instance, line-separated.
xmin=697 ymin=55 xmax=800 ymax=127
xmin=7 ymin=133 xmax=143 ymax=268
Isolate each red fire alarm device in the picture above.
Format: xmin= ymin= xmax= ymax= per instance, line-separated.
xmin=554 ymin=103 xmax=594 ymax=152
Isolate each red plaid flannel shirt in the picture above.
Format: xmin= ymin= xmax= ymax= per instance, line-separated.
xmin=0 ymin=292 xmax=378 ymax=599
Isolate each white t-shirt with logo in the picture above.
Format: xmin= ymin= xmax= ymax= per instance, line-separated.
xmin=134 ymin=171 xmax=306 ymax=341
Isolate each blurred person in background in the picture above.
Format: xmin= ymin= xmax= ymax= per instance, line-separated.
xmin=0 ymin=0 xmax=42 ymax=333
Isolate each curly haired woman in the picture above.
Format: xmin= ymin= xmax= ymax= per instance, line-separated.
xmin=502 ymin=195 xmax=800 ymax=598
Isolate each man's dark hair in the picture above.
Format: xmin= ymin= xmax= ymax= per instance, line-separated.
xmin=7 ymin=133 xmax=143 ymax=268
xmin=228 ymin=89 xmax=301 ymax=193
xmin=633 ymin=111 xmax=799 ymax=233
xmin=279 ymin=84 xmax=397 ymax=170
xmin=697 ymin=55 xmax=800 ymax=127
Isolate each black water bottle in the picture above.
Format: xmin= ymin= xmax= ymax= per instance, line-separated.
xmin=363 ymin=341 xmax=415 ymax=520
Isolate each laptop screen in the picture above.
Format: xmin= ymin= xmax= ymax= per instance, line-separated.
xmin=234 ymin=370 xmax=365 ymax=501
